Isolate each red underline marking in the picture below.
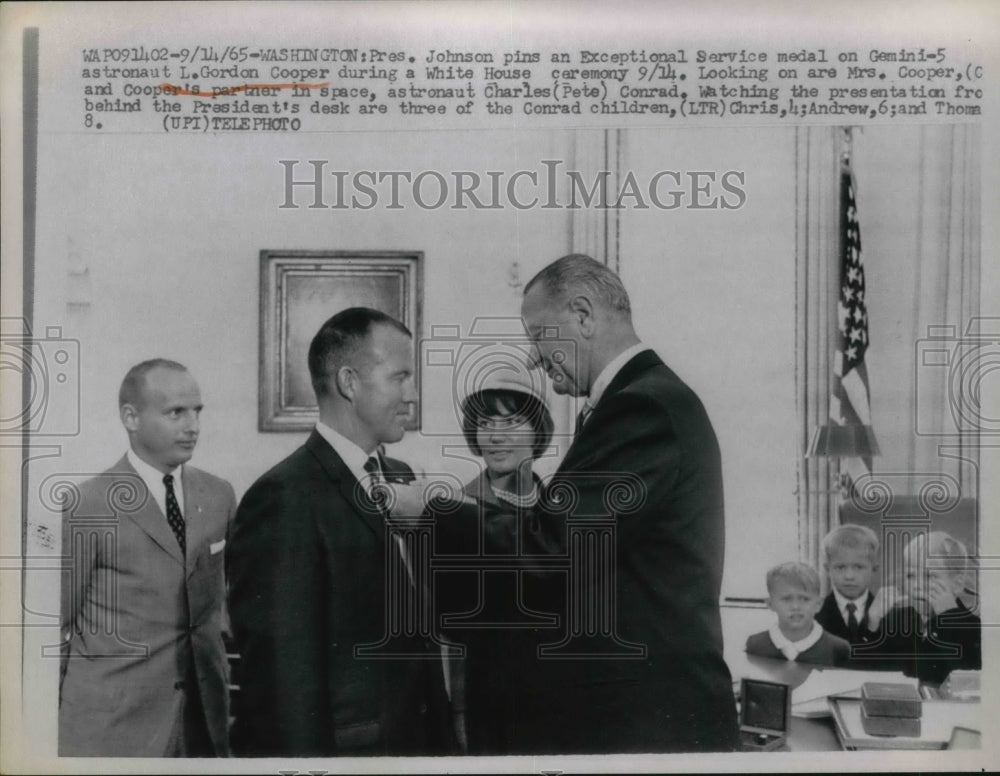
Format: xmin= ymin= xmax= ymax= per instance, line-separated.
xmin=159 ymin=82 xmax=330 ymax=98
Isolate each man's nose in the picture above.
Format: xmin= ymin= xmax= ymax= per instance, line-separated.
xmin=402 ymin=377 xmax=419 ymax=403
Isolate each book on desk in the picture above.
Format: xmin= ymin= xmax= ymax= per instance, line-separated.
xmin=790 ymin=668 xmax=919 ymax=718
xmin=828 ymin=694 xmax=981 ymax=750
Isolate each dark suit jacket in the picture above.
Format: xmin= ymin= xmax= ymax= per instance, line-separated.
xmin=59 ymin=457 xmax=235 ymax=756
xmin=435 ymin=349 xmax=738 ymax=753
xmin=815 ymin=591 xmax=877 ymax=645
xmin=226 ymin=431 xmax=451 ymax=756
xmin=856 ymin=601 xmax=981 ymax=684
xmin=745 ymin=629 xmax=850 ymax=667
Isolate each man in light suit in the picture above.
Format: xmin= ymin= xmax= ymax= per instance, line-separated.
xmin=60 ymin=359 xmax=235 ymax=756
xmin=396 ymin=254 xmax=738 ymax=753
xmin=226 ymin=307 xmax=453 ymax=756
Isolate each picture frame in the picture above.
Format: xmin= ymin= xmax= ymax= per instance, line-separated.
xmin=259 ymin=250 xmax=423 ymax=432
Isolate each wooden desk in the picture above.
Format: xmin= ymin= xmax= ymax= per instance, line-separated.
xmin=788 ymin=715 xmax=841 ymax=752
xmin=730 ymin=654 xmax=978 ymax=752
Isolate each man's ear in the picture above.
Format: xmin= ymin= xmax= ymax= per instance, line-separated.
xmin=334 ymin=365 xmax=356 ymax=400
xmin=120 ymin=403 xmax=139 ymax=432
xmin=567 ymin=294 xmax=595 ymax=337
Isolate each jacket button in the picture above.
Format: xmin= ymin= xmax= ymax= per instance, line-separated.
xmin=419 ymin=703 xmax=428 ymax=714
xmin=174 ymin=680 xmax=185 ymax=690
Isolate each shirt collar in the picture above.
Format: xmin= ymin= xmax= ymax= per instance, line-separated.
xmin=126 ymin=448 xmax=183 ymax=513
xmin=768 ymin=621 xmax=823 ymax=661
xmin=315 ymin=421 xmax=374 ymax=487
xmin=832 ymin=588 xmax=870 ymax=619
xmin=127 ymin=448 xmax=180 ymax=486
xmin=584 ymin=342 xmax=647 ymax=413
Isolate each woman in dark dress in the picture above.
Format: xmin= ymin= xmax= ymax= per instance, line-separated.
xmin=448 ymin=372 xmax=554 ymax=754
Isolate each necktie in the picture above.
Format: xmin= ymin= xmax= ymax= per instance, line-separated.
xmin=163 ymin=474 xmax=186 ymax=556
xmin=846 ymin=601 xmax=859 ymax=641
xmin=574 ymin=402 xmax=593 ymax=438
xmin=365 ymin=456 xmax=415 ymax=586
xmin=363 ymin=456 xmax=387 ymax=512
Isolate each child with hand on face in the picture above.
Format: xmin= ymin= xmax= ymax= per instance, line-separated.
xmin=864 ymin=531 xmax=981 ymax=685
xmin=746 ymin=562 xmax=850 ymax=667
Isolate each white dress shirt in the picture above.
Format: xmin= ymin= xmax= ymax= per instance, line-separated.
xmin=314 ymin=422 xmax=453 ymax=698
xmin=833 ymin=588 xmax=870 ymax=626
xmin=312 ymin=423 xmax=421 ymax=594
xmin=127 ymin=448 xmax=184 ymax=516
xmin=582 ymin=342 xmax=649 ymax=420
xmin=314 ymin=421 xmax=377 ymax=498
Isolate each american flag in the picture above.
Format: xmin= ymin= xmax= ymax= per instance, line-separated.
xmin=831 ymin=158 xmax=875 ymax=470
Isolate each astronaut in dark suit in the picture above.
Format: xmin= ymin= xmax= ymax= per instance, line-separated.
xmin=227 ymin=307 xmax=452 ymax=756
xmin=394 ymin=254 xmax=738 ymax=753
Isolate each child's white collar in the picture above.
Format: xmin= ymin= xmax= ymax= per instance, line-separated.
xmin=768 ymin=621 xmax=823 ymax=662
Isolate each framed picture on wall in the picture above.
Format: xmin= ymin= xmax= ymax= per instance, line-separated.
xmin=259 ymin=250 xmax=423 ymax=432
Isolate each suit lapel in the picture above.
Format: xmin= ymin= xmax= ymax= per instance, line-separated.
xmin=304 ymin=431 xmax=384 ymax=540
xmin=182 ymin=467 xmax=213 ymax=577
xmin=822 ymin=594 xmax=844 ymax=626
xmin=862 ymin=591 xmax=876 ymax=633
xmin=116 ymin=456 xmax=185 ymax=567
xmin=559 ymin=349 xmax=663 ymax=469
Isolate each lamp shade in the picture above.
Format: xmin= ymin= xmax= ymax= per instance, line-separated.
xmin=806 ymin=424 xmax=881 ymax=459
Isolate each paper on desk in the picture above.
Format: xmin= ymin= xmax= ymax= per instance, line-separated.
xmin=791 ymin=669 xmax=918 ymax=718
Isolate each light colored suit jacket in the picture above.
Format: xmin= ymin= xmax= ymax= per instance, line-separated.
xmin=59 ymin=455 xmax=236 ymax=756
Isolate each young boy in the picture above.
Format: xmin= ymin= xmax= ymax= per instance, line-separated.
xmin=746 ymin=562 xmax=850 ymax=667
xmin=815 ymin=524 xmax=879 ymax=647
xmin=865 ymin=531 xmax=981 ymax=685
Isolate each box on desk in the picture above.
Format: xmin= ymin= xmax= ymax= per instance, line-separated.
xmin=739 ymin=678 xmax=790 ymax=752
xmin=859 ymin=682 xmax=923 ymax=738
xmin=860 ymin=682 xmax=923 ymax=718
xmin=860 ymin=705 xmax=922 ymax=737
